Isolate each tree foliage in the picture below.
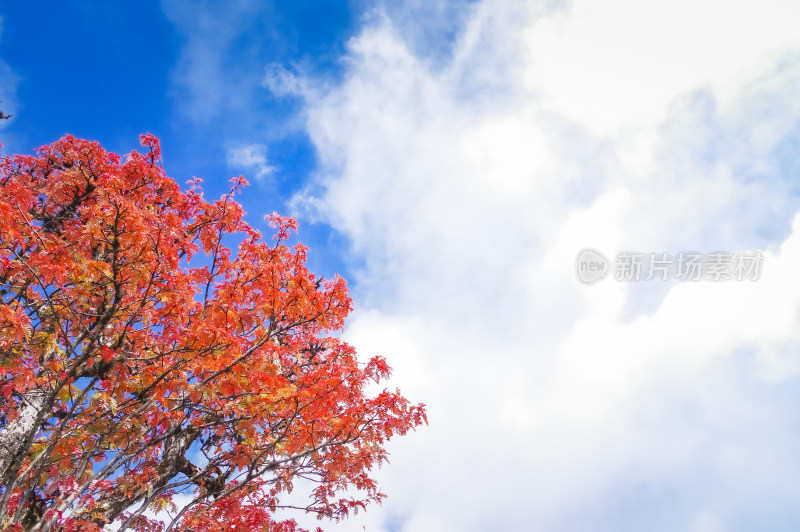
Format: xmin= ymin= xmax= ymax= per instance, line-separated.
xmin=0 ymin=135 xmax=426 ymax=531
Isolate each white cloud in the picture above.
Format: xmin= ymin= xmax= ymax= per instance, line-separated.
xmin=262 ymin=63 xmax=307 ymax=98
xmin=161 ymin=0 xmax=269 ymax=123
xmin=523 ymin=0 xmax=800 ymax=135
xmin=226 ymin=144 xmax=276 ymax=181
xmin=280 ymin=0 xmax=800 ymax=530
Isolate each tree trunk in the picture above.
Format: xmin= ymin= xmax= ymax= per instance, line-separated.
xmin=0 ymin=388 xmax=50 ymax=485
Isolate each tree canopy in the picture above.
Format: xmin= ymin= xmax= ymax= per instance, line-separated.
xmin=0 ymin=135 xmax=426 ymax=531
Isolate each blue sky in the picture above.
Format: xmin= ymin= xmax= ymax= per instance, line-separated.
xmin=4 ymin=1 xmax=800 ymax=531
xmin=0 ymin=0 xmax=358 ymax=278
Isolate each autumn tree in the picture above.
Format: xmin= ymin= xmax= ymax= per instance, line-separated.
xmin=0 ymin=135 xmax=426 ymax=531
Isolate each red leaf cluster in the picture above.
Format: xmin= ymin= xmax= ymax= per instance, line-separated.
xmin=0 ymin=135 xmax=426 ymax=531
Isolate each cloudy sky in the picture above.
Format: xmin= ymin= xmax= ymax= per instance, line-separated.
xmin=3 ymin=1 xmax=800 ymax=530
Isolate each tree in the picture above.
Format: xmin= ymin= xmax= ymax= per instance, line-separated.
xmin=0 ymin=135 xmax=426 ymax=531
